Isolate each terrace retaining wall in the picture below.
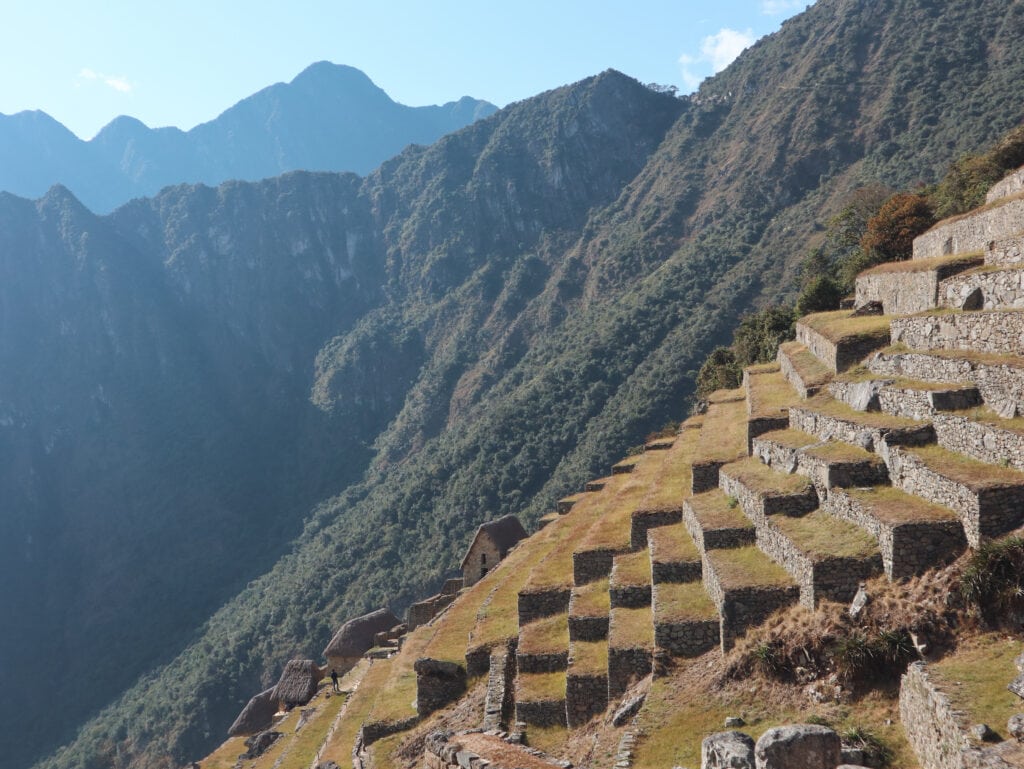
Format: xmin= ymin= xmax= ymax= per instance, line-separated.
xmin=941 ymin=267 xmax=1024 ymax=311
xmin=913 ymin=197 xmax=1024 ymax=259
xmin=518 ymin=588 xmax=571 ymax=625
xmin=933 ymin=412 xmax=1024 ymax=473
xmin=566 ymin=672 xmax=608 ymax=727
xmin=890 ymin=311 xmax=1024 ymax=357
xmin=607 ymin=647 xmax=652 ymax=699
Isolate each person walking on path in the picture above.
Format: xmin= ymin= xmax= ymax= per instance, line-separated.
xmin=330 ymin=668 xmax=340 ymax=693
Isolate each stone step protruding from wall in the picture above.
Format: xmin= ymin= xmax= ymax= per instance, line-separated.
xmin=912 ymin=190 xmax=1024 ymax=260
xmin=516 ymin=613 xmax=569 ymax=674
xmin=607 ymin=606 xmax=654 ymax=699
xmin=752 ymin=429 xmax=889 ymax=492
xmin=609 ymin=551 xmax=652 ymax=609
xmin=568 ymin=578 xmax=610 ymax=641
xmin=887 ymin=445 xmax=1024 ymax=547
xmin=869 ymin=345 xmax=1024 ymax=419
xmin=718 ymin=457 xmax=819 ymax=527
xmin=744 ymin=363 xmax=796 ymax=452
xmin=855 ymin=252 xmax=984 ymax=315
xmin=681 ymin=490 xmax=757 ymax=555
xmin=482 ymin=642 xmax=516 ymax=732
xmin=824 ymin=485 xmax=966 ymax=579
xmin=789 ymin=393 xmax=935 ymax=456
xmin=691 ymin=390 xmax=748 ymax=494
xmin=795 ymin=310 xmax=892 ymax=374
xmin=940 ymin=264 xmax=1024 ymax=312
xmin=890 ymin=309 xmax=1024 ymax=357
xmin=647 ymin=523 xmax=703 ymax=584
xmin=565 ymin=641 xmax=609 ymax=727
xmin=652 ymin=581 xmax=720 ymax=657
xmin=702 ymin=545 xmax=799 ymax=652
xmin=778 ymin=341 xmax=833 ymax=399
xmin=933 ymin=410 xmax=1024 ymax=472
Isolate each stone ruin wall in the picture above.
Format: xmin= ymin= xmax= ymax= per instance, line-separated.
xmin=857 ymin=270 xmax=939 ymax=315
xmin=941 ymin=266 xmax=1024 ymax=311
xmin=932 ymin=413 xmax=1024 ymax=473
xmin=986 ymin=168 xmax=1024 ymax=203
xmin=518 ymin=588 xmax=571 ymax=625
xmin=913 ymin=197 xmax=1024 ymax=259
xmin=900 ymin=662 xmax=971 ymax=769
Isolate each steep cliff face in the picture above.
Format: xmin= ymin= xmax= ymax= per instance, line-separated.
xmin=11 ymin=2 xmax=1024 ymax=768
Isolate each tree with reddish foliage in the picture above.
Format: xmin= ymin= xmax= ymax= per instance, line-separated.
xmin=860 ymin=192 xmax=935 ymax=263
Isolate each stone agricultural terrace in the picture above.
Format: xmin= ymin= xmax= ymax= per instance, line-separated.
xmin=203 ymin=166 xmax=1024 ymax=769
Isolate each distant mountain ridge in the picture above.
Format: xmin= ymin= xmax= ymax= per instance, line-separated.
xmin=0 ymin=61 xmax=496 ymax=212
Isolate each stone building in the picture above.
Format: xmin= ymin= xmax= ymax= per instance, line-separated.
xmin=322 ymin=607 xmax=400 ymax=675
xmin=460 ymin=515 xmax=527 ymax=587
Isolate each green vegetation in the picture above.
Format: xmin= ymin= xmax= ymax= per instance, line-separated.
xmin=778 ymin=341 xmax=833 ymax=391
xmin=746 ymin=368 xmax=797 ymax=420
xmin=648 ymin=524 xmax=701 ymax=564
xmin=694 ymin=396 xmax=749 ymax=464
xmin=801 ymin=393 xmax=919 ymax=428
xmin=959 ymin=537 xmax=1024 ymax=624
xmin=570 ymin=579 xmax=611 ymax=618
xmin=654 ymin=582 xmax=717 ymax=622
xmin=757 ymin=428 xmax=817 ymax=451
xmin=857 ymin=251 xmax=983 ymax=276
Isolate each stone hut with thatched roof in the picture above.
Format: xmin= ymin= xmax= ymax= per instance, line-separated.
xmin=460 ymin=514 xmax=527 ymax=587
xmin=322 ymin=607 xmax=400 ymax=675
xmin=271 ymin=659 xmax=323 ymax=710
xmin=227 ymin=687 xmax=277 ymax=736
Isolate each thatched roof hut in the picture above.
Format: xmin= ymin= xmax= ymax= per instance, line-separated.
xmin=271 ymin=659 xmax=322 ymax=707
xmin=322 ymin=607 xmax=400 ymax=660
xmin=459 ymin=515 xmax=527 ymax=570
xmin=227 ymin=687 xmax=276 ymax=736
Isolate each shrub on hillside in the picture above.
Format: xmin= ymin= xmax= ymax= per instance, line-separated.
xmin=859 ymin=192 xmax=935 ymax=264
xmin=959 ymin=536 xmax=1024 ymax=625
xmin=694 ymin=346 xmax=741 ymax=401
xmin=732 ymin=305 xmax=797 ymax=366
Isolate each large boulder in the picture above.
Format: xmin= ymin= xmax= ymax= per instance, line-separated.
xmin=701 ymin=730 xmax=755 ymax=769
xmin=754 ymin=724 xmax=840 ymax=769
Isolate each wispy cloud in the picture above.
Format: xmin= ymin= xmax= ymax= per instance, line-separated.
xmin=678 ymin=27 xmax=756 ymax=90
xmin=76 ymin=68 xmax=133 ymax=93
xmin=761 ymin=0 xmax=805 ymax=15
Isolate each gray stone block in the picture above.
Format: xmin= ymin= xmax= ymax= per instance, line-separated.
xmin=754 ymin=724 xmax=840 ymax=769
xmin=701 ymin=730 xmax=754 ymax=769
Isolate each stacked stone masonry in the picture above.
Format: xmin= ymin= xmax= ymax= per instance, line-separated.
xmin=890 ymin=311 xmax=1024 ymax=357
xmin=702 ymin=554 xmax=799 ymax=651
xmin=987 ymin=234 xmax=1024 ymax=267
xmin=941 ymin=266 xmax=1024 ymax=311
xmin=573 ymin=549 xmax=617 ymax=585
xmin=824 ymin=488 xmax=966 ymax=579
xmin=516 ymin=698 xmax=567 ymax=728
xmin=789 ymin=403 xmax=935 ymax=456
xmin=609 ymin=583 xmax=651 ymax=609
xmin=752 ymin=434 xmax=889 ymax=491
xmin=986 ymin=168 xmax=1024 ymax=203
xmin=482 ymin=646 xmax=516 ymax=731
xmin=682 ymin=499 xmax=755 ymax=554
xmin=913 ymin=196 xmax=1024 ymax=259
xmin=565 ymin=672 xmax=608 ymax=727
xmin=778 ymin=342 xmax=829 ymax=398
xmin=933 ymin=413 xmax=1024 ymax=473
xmin=607 ymin=647 xmax=652 ymax=699
xmin=796 ymin=322 xmax=888 ymax=373
xmin=518 ymin=589 xmax=571 ymax=624
xmin=516 ymin=649 xmax=568 ymax=674
xmin=878 ymin=385 xmax=983 ymax=422
xmin=857 ymin=256 xmax=981 ymax=315
xmin=630 ymin=508 xmax=681 ymax=550
xmin=887 ymin=447 xmax=1024 ymax=547
xmin=869 ymin=348 xmax=1024 ymax=418
xmin=900 ymin=662 xmax=973 ymax=769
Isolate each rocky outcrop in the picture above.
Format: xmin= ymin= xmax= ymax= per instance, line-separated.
xmin=702 ymin=730 xmax=755 ymax=769
xmin=753 ymin=724 xmax=841 ymax=769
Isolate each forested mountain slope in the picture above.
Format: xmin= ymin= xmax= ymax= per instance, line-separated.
xmin=0 ymin=62 xmax=496 ymax=212
xmin=9 ymin=1 xmax=1024 ymax=768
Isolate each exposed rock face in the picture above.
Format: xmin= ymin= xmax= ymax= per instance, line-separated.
xmin=701 ymin=730 xmax=755 ymax=769
xmin=241 ymin=730 xmax=282 ymax=759
xmin=753 ymin=724 xmax=840 ymax=769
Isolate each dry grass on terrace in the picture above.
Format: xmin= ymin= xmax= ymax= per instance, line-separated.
xmin=858 ymin=251 xmax=983 ymax=276
xmin=800 ymin=392 xmax=920 ymax=428
xmin=611 ymin=551 xmax=651 ymax=587
xmin=880 ymin=343 xmax=1024 ymax=368
xmin=648 ymin=524 xmax=700 ymax=564
xmin=747 ymin=368 xmax=798 ymax=420
xmin=613 ymin=455 xmax=643 ymax=472
xmin=653 ymin=582 xmax=717 ymax=622
xmin=932 ymin=633 xmax=1024 ymax=745
xmin=459 ymin=732 xmax=571 ymax=769
xmin=772 ymin=510 xmax=878 ymax=560
xmin=708 ymin=388 xmax=747 ymax=404
xmin=519 ymin=613 xmax=569 ymax=656
xmin=908 ymin=444 xmax=1024 ymax=488
xmin=318 ymin=658 xmax=394 ymax=765
xmin=517 ymin=671 xmax=567 ymax=702
xmin=640 ymin=428 xmax=699 ymax=509
xmin=520 ymin=476 xmax=631 ymax=595
xmin=721 ymin=457 xmax=815 ymax=497
xmin=841 ymin=485 xmax=958 ymax=524
xmin=577 ymin=452 xmax=667 ymax=552
xmin=799 ymin=310 xmax=891 ymax=344
xmin=706 ymin=546 xmax=796 ymax=589
xmin=687 ymin=490 xmax=752 ymax=531
xmin=694 ymin=396 xmax=748 ymax=464
xmin=367 ymin=627 xmax=432 ymax=725
xmin=570 ymin=578 xmax=610 ymax=618
xmin=779 ymin=341 xmax=833 ymax=389
xmin=608 ymin=606 xmax=655 ymax=649
xmin=951 ymin=405 xmax=1024 ymax=434
xmin=682 ymin=415 xmax=705 ymax=430
xmin=804 ymin=440 xmax=883 ymax=465
xmin=758 ymin=428 xmax=818 ymax=450
xmin=568 ymin=640 xmax=608 ymax=675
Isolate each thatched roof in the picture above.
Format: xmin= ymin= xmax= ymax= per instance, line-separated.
xmin=323 ymin=607 xmax=400 ymax=659
xmin=271 ymin=659 xmax=322 ymax=706
xmin=227 ymin=687 xmax=276 ymax=736
xmin=460 ymin=515 xmax=527 ymax=568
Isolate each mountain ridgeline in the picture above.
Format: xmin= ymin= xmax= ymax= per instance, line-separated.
xmin=5 ymin=1 xmax=1024 ymax=768
xmin=0 ymin=62 xmax=496 ymax=213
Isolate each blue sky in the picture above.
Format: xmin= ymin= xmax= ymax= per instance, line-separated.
xmin=0 ymin=1 xmax=809 ymax=139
